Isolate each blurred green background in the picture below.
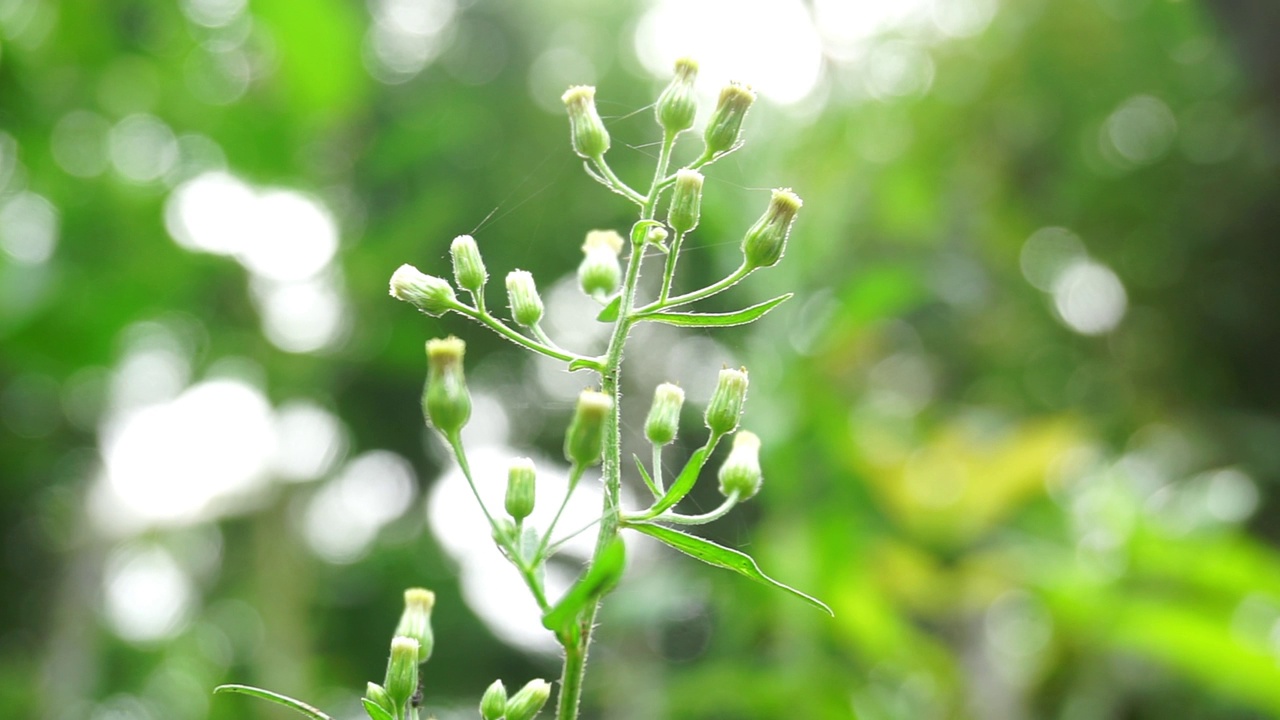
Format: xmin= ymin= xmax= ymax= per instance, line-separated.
xmin=3 ymin=0 xmax=1280 ymax=718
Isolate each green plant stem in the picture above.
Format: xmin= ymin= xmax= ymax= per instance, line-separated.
xmin=625 ymin=492 xmax=739 ymax=526
xmin=447 ymin=434 xmax=498 ymax=533
xmin=652 ymin=444 xmax=665 ymax=495
xmin=637 ymin=262 xmax=751 ymax=314
xmin=535 ymin=464 xmax=587 ymax=564
xmin=657 ymin=229 xmax=686 ymax=303
xmin=589 ymin=157 xmax=645 ymax=205
xmin=452 ymin=303 xmax=599 ymax=370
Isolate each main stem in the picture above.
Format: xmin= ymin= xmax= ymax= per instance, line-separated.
xmin=554 ymin=133 xmax=676 ymax=720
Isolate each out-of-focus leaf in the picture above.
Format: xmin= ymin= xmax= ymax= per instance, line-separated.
xmin=361 ymin=698 xmax=394 ymax=720
xmin=214 ymin=684 xmax=333 ymax=720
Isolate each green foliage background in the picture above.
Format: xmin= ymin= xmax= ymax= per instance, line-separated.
xmin=2 ymin=0 xmax=1279 ymax=718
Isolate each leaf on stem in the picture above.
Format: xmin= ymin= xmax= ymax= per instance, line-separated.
xmin=633 ymin=454 xmax=659 ymax=497
xmin=541 ymin=537 xmax=627 ymax=637
xmin=595 ymin=295 xmax=621 ymax=322
xmin=640 ymin=293 xmax=793 ymax=328
xmin=214 ymin=685 xmax=334 ymax=720
xmin=625 ymin=523 xmax=833 ymax=615
xmin=648 ymin=444 xmax=711 ymax=516
xmin=361 ymin=698 xmax=395 ymax=720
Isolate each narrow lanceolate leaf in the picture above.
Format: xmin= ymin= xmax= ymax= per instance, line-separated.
xmin=542 ymin=537 xmax=627 ymax=636
xmin=214 ymin=685 xmax=334 ymax=720
xmin=626 ymin=522 xmax=833 ymax=616
xmin=567 ymin=357 xmax=603 ymax=373
xmin=361 ymin=698 xmax=395 ymax=720
xmin=633 ymin=453 xmax=658 ymax=495
xmin=595 ymin=295 xmax=622 ymax=322
xmin=648 ymin=445 xmax=711 ymax=516
xmin=640 ymin=293 xmax=793 ymax=328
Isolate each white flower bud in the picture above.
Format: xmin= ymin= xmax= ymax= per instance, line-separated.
xmin=718 ymin=430 xmax=763 ymax=501
xmin=578 ymin=229 xmax=623 ymax=301
xmin=390 ymin=264 xmax=456 ymax=316
xmin=505 ymin=270 xmax=545 ymax=327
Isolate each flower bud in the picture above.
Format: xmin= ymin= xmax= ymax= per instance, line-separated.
xmin=703 ymin=82 xmax=756 ymax=158
xmin=480 ymin=679 xmax=508 ymax=720
xmin=705 ymin=367 xmax=749 ymax=436
xmin=505 ymin=457 xmax=537 ymax=522
xmin=655 ymin=57 xmax=699 ymax=134
xmin=423 ymin=337 xmax=471 ymax=437
xmin=666 ymin=169 xmax=704 ymax=234
xmin=741 ymin=188 xmax=802 ymax=270
xmin=578 ymin=230 xmax=623 ymax=301
xmin=565 ymin=389 xmax=612 ymax=467
xmin=394 ymin=588 xmax=436 ymax=664
xmin=450 ymin=234 xmax=487 ymax=294
xmin=365 ymin=682 xmax=393 ymax=714
xmin=562 ymin=85 xmax=610 ymax=160
xmin=505 ymin=270 xmax=545 ymax=327
xmin=384 ymin=636 xmax=420 ymax=713
xmin=718 ymin=430 xmax=763 ymax=500
xmin=644 ymin=383 xmax=685 ymax=446
xmin=645 ymin=224 xmax=669 ymax=249
xmin=504 ymin=679 xmax=552 ymax=720
xmin=390 ymin=264 xmax=456 ymax=317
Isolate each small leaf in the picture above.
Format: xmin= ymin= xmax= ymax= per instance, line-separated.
xmin=633 ymin=454 xmax=659 ymax=496
xmin=541 ymin=537 xmax=627 ymax=636
xmin=214 ymin=685 xmax=334 ymax=720
xmin=648 ymin=445 xmax=711 ymax=516
xmin=595 ymin=296 xmax=621 ymax=322
xmin=626 ymin=523 xmax=833 ymax=615
xmin=641 ymin=293 xmax=792 ymax=328
xmin=362 ymin=698 xmax=395 ymax=720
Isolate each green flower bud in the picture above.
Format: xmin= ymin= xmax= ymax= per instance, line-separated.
xmin=705 ymin=367 xmax=749 ymax=436
xmin=565 ymin=389 xmax=612 ymax=467
xmin=390 ymin=264 xmax=456 ymax=316
xmin=450 ymin=234 xmax=487 ymax=294
xmin=578 ymin=230 xmax=623 ymax=301
xmin=645 ymin=224 xmax=669 ymax=250
xmin=384 ymin=636 xmax=420 ymax=714
xmin=741 ymin=188 xmax=802 ymax=270
xmin=504 ymin=679 xmax=552 ymax=720
xmin=666 ymin=169 xmax=704 ymax=234
xmin=562 ymin=85 xmax=610 ymax=160
xmin=703 ymin=82 xmax=756 ymax=158
xmin=480 ymin=679 xmax=508 ymax=720
xmin=655 ymin=57 xmax=699 ymax=135
xmin=505 ymin=457 xmax=537 ymax=522
xmin=394 ymin=588 xmax=436 ymax=664
xmin=423 ymin=337 xmax=471 ymax=437
xmin=365 ymin=682 xmax=393 ymax=714
xmin=718 ymin=430 xmax=763 ymax=501
xmin=644 ymin=383 xmax=685 ymax=446
xmin=505 ymin=270 xmax=545 ymax=327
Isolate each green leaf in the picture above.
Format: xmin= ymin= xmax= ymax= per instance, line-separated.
xmin=214 ymin=685 xmax=334 ymax=720
xmin=626 ymin=523 xmax=833 ymax=616
xmin=648 ymin=444 xmax=712 ymax=516
xmin=567 ymin=357 xmax=603 ymax=373
xmin=595 ymin=295 xmax=621 ymax=323
xmin=633 ymin=453 xmax=658 ymax=496
xmin=641 ymin=293 xmax=793 ymax=328
xmin=362 ymin=698 xmax=395 ymax=720
xmin=541 ymin=537 xmax=627 ymax=636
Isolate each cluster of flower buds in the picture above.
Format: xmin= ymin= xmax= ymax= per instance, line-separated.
xmin=480 ymin=678 xmax=552 ymax=720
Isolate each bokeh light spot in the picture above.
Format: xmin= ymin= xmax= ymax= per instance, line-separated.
xmin=1052 ymin=259 xmax=1127 ymax=335
xmin=103 ymin=544 xmax=195 ymax=643
xmin=0 ymin=191 xmax=59 ymax=264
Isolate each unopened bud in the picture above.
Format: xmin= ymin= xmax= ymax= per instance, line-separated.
xmin=504 ymin=679 xmax=553 ymax=720
xmin=578 ymin=230 xmax=623 ymax=301
xmin=655 ymin=57 xmax=699 ymax=134
xmin=705 ymin=367 xmax=749 ymax=436
xmin=390 ymin=264 xmax=456 ymax=317
xmin=505 ymin=457 xmax=537 ymax=522
xmin=644 ymin=383 xmax=685 ymax=446
xmin=365 ymin=683 xmax=393 ymax=715
xmin=565 ymin=389 xmax=612 ymax=467
xmin=480 ymin=679 xmax=508 ymax=720
xmin=718 ymin=431 xmax=763 ymax=500
xmin=667 ymin=169 xmax=704 ymax=234
xmin=423 ymin=337 xmax=471 ymax=437
xmin=450 ymin=235 xmax=487 ymax=294
xmin=703 ymin=82 xmax=756 ymax=157
xmin=394 ymin=588 xmax=436 ymax=664
xmin=645 ymin=224 xmax=669 ymax=250
xmin=562 ymin=85 xmax=610 ymax=160
xmin=505 ymin=270 xmax=545 ymax=327
xmin=384 ymin=636 xmax=420 ymax=714
xmin=742 ymin=188 xmax=802 ymax=270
